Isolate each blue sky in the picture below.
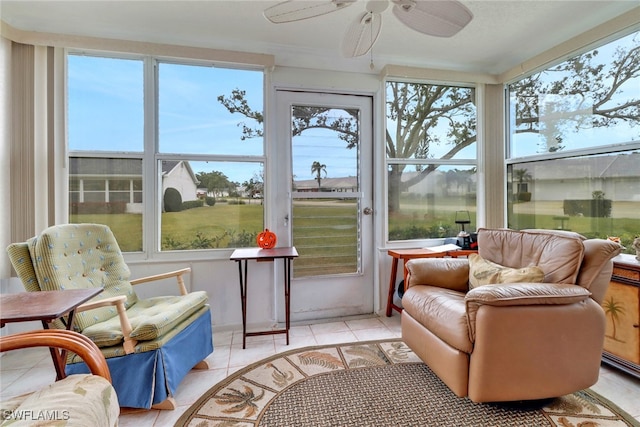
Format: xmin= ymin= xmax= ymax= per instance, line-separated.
xmin=68 ymin=57 xmax=356 ymax=183
xmin=68 ymin=57 xmax=266 ymax=183
xmin=510 ymin=32 xmax=640 ymax=157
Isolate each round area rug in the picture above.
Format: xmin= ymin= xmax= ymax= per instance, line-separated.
xmin=176 ymin=339 xmax=637 ymax=426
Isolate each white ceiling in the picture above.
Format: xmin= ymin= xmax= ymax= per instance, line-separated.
xmin=1 ymin=0 xmax=638 ymax=75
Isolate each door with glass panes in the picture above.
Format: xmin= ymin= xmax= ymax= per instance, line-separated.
xmin=275 ymin=91 xmax=374 ymax=321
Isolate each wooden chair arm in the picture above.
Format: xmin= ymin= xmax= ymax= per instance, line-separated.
xmin=77 ymin=295 xmax=137 ymax=354
xmin=0 ymin=329 xmax=112 ymax=382
xmin=130 ymin=267 xmax=191 ymax=296
xmin=77 ymin=295 xmax=127 ymax=312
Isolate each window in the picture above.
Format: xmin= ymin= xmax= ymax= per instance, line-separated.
xmin=385 ymin=81 xmax=477 ymax=241
xmin=67 ymin=55 xmax=144 ymax=251
xmin=67 ymin=54 xmax=264 ymax=255
xmin=157 ymin=62 xmax=264 ymax=252
xmin=507 ymin=31 xmax=640 ymax=252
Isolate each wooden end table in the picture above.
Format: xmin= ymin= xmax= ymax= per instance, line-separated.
xmin=386 ymin=248 xmax=478 ymax=316
xmin=0 ymin=288 xmax=103 ymax=380
xmin=230 ymin=247 xmax=298 ymax=349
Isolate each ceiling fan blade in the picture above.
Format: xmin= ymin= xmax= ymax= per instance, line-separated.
xmin=341 ymin=11 xmax=383 ymax=58
xmin=391 ymin=0 xmax=473 ymax=37
xmin=264 ymin=0 xmax=357 ymax=23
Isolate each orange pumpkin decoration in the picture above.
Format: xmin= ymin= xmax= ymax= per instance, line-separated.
xmin=257 ymin=229 xmax=277 ymax=249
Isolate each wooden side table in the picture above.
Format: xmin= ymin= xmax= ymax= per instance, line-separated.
xmin=0 ymin=288 xmax=103 ymax=380
xmin=386 ymin=248 xmax=477 ymax=316
xmin=230 ymin=247 xmax=298 ymax=349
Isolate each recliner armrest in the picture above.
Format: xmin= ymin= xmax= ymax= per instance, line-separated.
xmin=465 ymin=282 xmax=591 ymax=307
xmin=465 ymin=283 xmax=591 ymax=342
xmin=406 ymin=258 xmax=469 ymax=292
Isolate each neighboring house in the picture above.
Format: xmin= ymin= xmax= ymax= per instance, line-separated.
xmin=69 ymin=158 xmax=199 ymax=214
xmin=294 ymin=177 xmax=358 ymax=192
xmin=404 ymin=170 xmax=477 ymax=197
xmin=514 ymin=153 xmax=640 ymax=202
xmin=293 ymin=173 xmax=476 ymax=196
xmin=161 ymin=160 xmax=200 ymax=204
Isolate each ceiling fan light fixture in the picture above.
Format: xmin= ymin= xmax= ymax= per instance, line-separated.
xmin=366 ymin=0 xmax=390 ymax=14
xmin=394 ymin=0 xmax=417 ymax=12
xmin=392 ymin=0 xmax=473 ymax=37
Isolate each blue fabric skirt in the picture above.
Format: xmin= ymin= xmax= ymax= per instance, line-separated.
xmin=66 ymin=309 xmax=213 ymax=409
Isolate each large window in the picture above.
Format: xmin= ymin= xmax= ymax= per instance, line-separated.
xmin=67 ymin=55 xmax=145 ymax=251
xmin=67 ymin=54 xmax=264 ymax=254
xmin=507 ymin=31 xmax=640 ymax=252
xmin=157 ymin=62 xmax=264 ymax=251
xmin=385 ymin=81 xmax=477 ymax=242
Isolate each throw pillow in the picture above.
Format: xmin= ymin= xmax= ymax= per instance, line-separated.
xmin=468 ymin=253 xmax=545 ymax=289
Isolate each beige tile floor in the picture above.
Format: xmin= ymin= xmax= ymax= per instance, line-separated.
xmin=1 ymin=314 xmax=639 ymax=426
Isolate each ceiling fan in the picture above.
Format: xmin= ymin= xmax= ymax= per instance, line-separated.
xmin=264 ymin=0 xmax=473 ymax=58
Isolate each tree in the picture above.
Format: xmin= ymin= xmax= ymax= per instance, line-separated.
xmin=445 ymin=168 xmax=476 ymax=196
xmin=218 ymin=34 xmax=639 ymax=213
xmin=311 ymin=161 xmax=327 ymax=190
xmin=163 ymin=187 xmax=182 ymax=212
xmin=196 ymin=171 xmax=235 ymax=197
xmin=217 ymin=89 xmax=264 ymax=141
xmin=243 ymin=177 xmax=263 ymax=198
xmin=513 ymin=168 xmax=532 ymax=192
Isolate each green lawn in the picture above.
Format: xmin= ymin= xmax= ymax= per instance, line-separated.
xmin=71 ymin=203 xmax=264 ymax=252
xmin=72 ymin=200 xmax=639 ymax=256
xmin=509 ymin=213 xmax=639 ymax=253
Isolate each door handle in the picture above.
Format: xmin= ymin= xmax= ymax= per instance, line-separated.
xmin=363 ymin=207 xmax=373 ymax=215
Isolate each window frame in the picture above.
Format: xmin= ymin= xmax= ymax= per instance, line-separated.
xmin=504 ymin=29 xmax=640 ymax=243
xmin=66 ymin=51 xmax=267 ymax=263
xmin=383 ymin=78 xmax=479 ymax=245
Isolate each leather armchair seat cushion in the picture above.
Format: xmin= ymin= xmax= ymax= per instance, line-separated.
xmin=402 ymin=286 xmax=473 ymax=354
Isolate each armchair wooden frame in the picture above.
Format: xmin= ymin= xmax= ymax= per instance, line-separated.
xmin=0 ymin=329 xmax=112 ymax=382
xmin=75 ymin=268 xmax=192 ymax=355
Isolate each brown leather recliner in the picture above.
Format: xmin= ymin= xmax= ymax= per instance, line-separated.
xmin=401 ymin=228 xmax=622 ymax=403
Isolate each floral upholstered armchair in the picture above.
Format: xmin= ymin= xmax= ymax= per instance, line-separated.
xmin=0 ymin=329 xmax=120 ymax=427
xmin=6 ymin=223 xmax=214 ymax=409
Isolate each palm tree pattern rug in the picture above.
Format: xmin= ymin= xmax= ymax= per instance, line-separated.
xmin=176 ymin=339 xmax=638 ymax=426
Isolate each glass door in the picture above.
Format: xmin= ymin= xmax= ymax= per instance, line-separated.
xmin=275 ymin=91 xmax=374 ymax=321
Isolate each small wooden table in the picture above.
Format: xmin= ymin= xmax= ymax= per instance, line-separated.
xmin=386 ymin=248 xmax=477 ymax=316
xmin=230 ymin=247 xmax=298 ymax=349
xmin=0 ymin=288 xmax=103 ymax=380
